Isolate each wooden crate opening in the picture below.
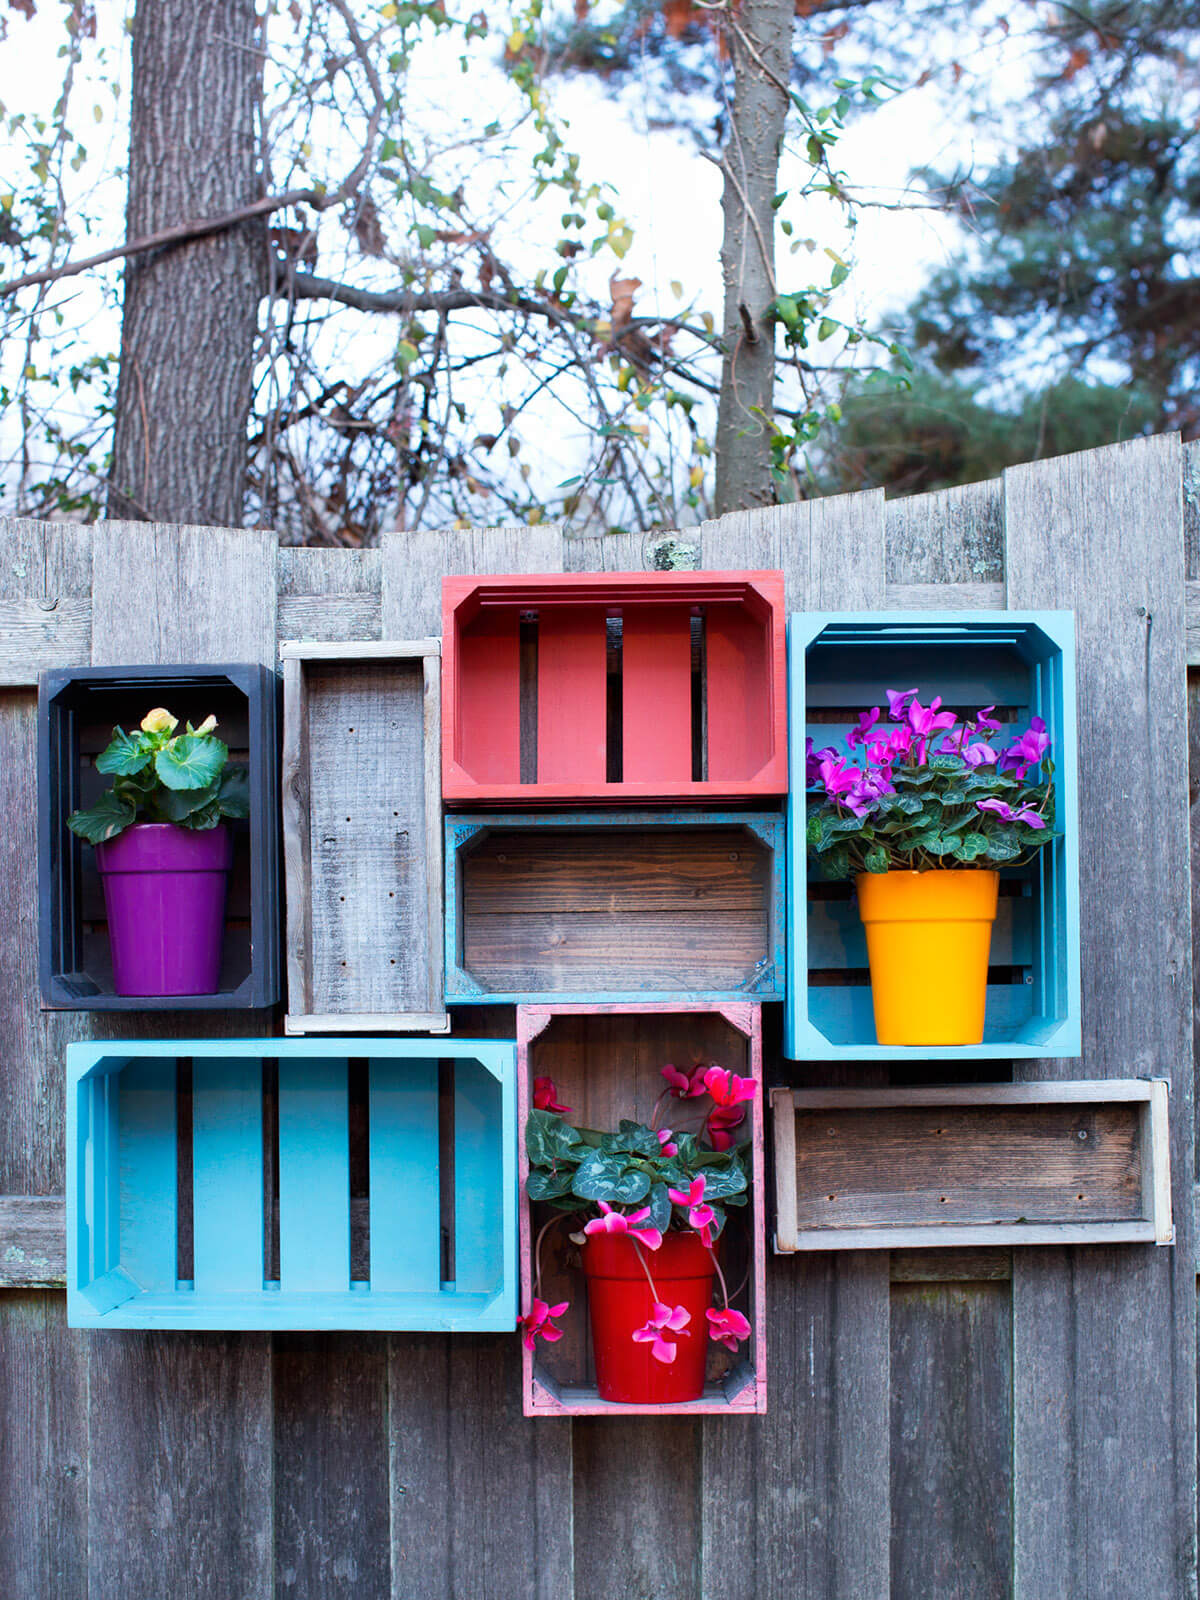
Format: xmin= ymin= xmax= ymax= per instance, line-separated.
xmin=281 ymin=641 xmax=447 ymax=1034
xmin=66 ymin=1039 xmax=517 ymax=1330
xmin=442 ymin=571 xmax=787 ymax=804
xmin=771 ymin=1082 xmax=1172 ymax=1250
xmin=445 ymin=811 xmax=785 ymax=1004
xmin=39 ymin=663 xmax=279 ymax=1010
xmin=518 ymin=1002 xmax=766 ymax=1417
xmin=786 ymin=612 xmax=1081 ymax=1060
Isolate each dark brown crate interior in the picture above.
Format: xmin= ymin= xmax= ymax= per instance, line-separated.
xmin=526 ymin=1010 xmax=755 ymax=1390
xmin=791 ymin=1101 xmax=1145 ymax=1229
xmin=459 ymin=824 xmax=774 ymax=994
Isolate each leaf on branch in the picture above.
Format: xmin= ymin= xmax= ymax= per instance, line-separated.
xmin=609 ymin=274 xmax=641 ymax=334
xmin=352 ymin=196 xmax=387 ymax=258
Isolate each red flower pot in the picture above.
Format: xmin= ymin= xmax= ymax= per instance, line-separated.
xmin=582 ymin=1229 xmax=715 ymax=1405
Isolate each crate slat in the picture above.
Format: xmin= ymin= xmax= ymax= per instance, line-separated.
xmin=192 ymin=1058 xmax=264 ymax=1294
xmin=621 ymin=606 xmax=694 ymax=782
xmin=367 ymin=1057 xmax=442 ymax=1294
xmin=536 ymin=608 xmax=608 ymax=783
xmin=279 ymin=1057 xmax=350 ymax=1294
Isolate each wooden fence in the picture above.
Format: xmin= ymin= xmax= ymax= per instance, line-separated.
xmin=0 ymin=430 xmax=1197 ymax=1598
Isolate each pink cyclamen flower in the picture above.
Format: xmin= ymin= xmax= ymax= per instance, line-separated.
xmin=886 ymin=687 xmax=919 ymax=721
xmin=975 ymin=705 xmax=1002 ymax=734
xmin=975 ymin=797 xmax=1046 ymax=828
xmin=908 ymin=695 xmax=958 ymax=740
xmin=707 ymin=1105 xmax=747 ymax=1148
xmin=846 ymin=706 xmax=881 ymax=749
xmin=703 ymin=1066 xmax=758 ymax=1110
xmin=520 ymin=1297 xmax=569 ymax=1352
xmin=533 ymin=1076 xmax=572 ymax=1114
xmin=708 ymin=1124 xmax=736 ymax=1152
xmin=632 ymin=1301 xmax=692 ymax=1364
xmin=661 ymin=1062 xmax=709 ymax=1098
xmin=657 ymin=1129 xmax=679 ymax=1158
xmin=583 ymin=1201 xmax=662 ymax=1250
xmin=706 ymin=1307 xmax=752 ymax=1353
xmin=668 ymin=1177 xmax=717 ymax=1245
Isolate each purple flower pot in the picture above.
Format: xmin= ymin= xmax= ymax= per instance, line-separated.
xmin=95 ymin=823 xmax=233 ymax=996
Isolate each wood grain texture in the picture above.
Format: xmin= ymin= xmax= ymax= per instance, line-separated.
xmin=273 ymin=1334 xmax=390 ymax=1599
xmin=0 ymin=1195 xmax=65 ymax=1285
xmin=1005 ymin=434 xmax=1197 ymax=1598
xmin=890 ymin=1282 xmax=1013 ymax=1600
xmin=382 ymin=523 xmax=572 ymax=1599
xmin=574 ymin=1419 xmax=700 ymax=1600
xmin=885 ymin=479 xmax=1005 ymax=585
xmin=0 ymin=1294 xmax=88 ymax=1600
xmin=278 ymin=545 xmax=382 ymax=644
xmin=697 ymin=494 xmax=891 ymax=1597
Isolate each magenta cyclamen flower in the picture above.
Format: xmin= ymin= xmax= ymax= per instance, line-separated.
xmin=975 ymin=798 xmax=1046 ymax=828
xmin=632 ymin=1302 xmax=692 ymax=1365
xmin=703 ymin=1067 xmax=758 ymax=1109
xmin=520 ymin=1297 xmax=569 ymax=1352
xmin=705 ymin=1307 xmax=752 ymax=1353
xmin=584 ymin=1201 xmax=663 ymax=1249
xmin=846 ymin=706 xmax=881 ymax=749
xmin=886 ymin=687 xmax=919 ymax=721
xmin=908 ymin=695 xmax=958 ymax=739
xmin=818 ymin=755 xmax=859 ymax=798
xmin=533 ymin=1076 xmax=572 ymax=1114
xmin=975 ymin=705 xmax=1002 ymax=734
xmin=707 ymin=1104 xmax=746 ymax=1151
xmin=668 ymin=1177 xmax=717 ymax=1246
xmin=661 ymin=1062 xmax=709 ymax=1098
xmin=657 ymin=1129 xmax=679 ymax=1158
xmin=961 ymin=739 xmax=998 ymax=769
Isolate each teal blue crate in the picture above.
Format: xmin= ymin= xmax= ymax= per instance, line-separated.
xmin=66 ymin=1037 xmax=517 ymax=1330
xmin=785 ymin=612 xmax=1081 ymax=1060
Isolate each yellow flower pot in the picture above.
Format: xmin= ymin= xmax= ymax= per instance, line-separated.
xmin=855 ymin=869 xmax=999 ymax=1046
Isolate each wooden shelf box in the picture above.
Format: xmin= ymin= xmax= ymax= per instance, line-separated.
xmin=518 ymin=1002 xmax=767 ymax=1416
xmin=66 ymin=1037 xmax=518 ymax=1330
xmin=442 ymin=570 xmax=787 ymax=805
xmin=280 ymin=641 xmax=447 ymax=1034
xmin=772 ymin=1081 xmax=1172 ymax=1251
xmin=785 ymin=611 xmax=1081 ymax=1060
xmin=445 ymin=810 xmax=785 ymax=1005
xmin=39 ymin=662 xmax=280 ymax=1010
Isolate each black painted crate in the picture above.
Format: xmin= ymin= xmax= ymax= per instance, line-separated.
xmin=38 ymin=662 xmax=281 ymax=1010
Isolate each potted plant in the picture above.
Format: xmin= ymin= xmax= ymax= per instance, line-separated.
xmin=66 ymin=708 xmax=248 ymax=996
xmin=805 ymin=689 xmax=1061 ymax=1046
xmin=521 ymin=1065 xmax=756 ymax=1405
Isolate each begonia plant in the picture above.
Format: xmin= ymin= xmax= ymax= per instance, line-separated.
xmin=521 ymin=1063 xmax=757 ymax=1366
xmin=806 ymin=688 xmax=1061 ymax=877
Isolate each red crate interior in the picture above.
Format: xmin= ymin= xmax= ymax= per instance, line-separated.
xmin=444 ymin=572 xmax=786 ymax=799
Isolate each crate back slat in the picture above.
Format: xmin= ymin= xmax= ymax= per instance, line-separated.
xmin=192 ymin=1057 xmax=264 ymax=1294
xmin=536 ymin=607 xmax=608 ymax=783
xmin=278 ymin=1056 xmax=351 ymax=1294
xmin=367 ymin=1057 xmax=442 ymax=1294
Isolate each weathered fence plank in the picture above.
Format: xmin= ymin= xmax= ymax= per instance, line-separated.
xmin=0 ymin=1195 xmax=65 ymax=1286
xmin=1005 ymin=434 xmax=1197 ymax=1599
xmin=278 ymin=545 xmax=382 ymax=643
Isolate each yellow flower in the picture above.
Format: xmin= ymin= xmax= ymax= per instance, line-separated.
xmin=193 ymin=714 xmax=218 ymax=736
xmin=140 ymin=707 xmax=178 ymax=735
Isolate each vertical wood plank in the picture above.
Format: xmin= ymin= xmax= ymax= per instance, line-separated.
xmin=368 ymin=1058 xmax=441 ymax=1293
xmin=536 ymin=607 xmax=608 ymax=784
xmin=278 ymin=1057 xmax=350 ymax=1293
xmin=274 ymin=1333 xmax=391 ymax=1600
xmin=1005 ymin=435 xmax=1196 ymax=1598
xmin=192 ymin=1057 xmax=264 ymax=1295
xmin=622 ymin=606 xmax=694 ymax=782
xmin=573 ymin=1419 xmax=699 ymax=1599
xmin=699 ymin=496 xmax=892 ymax=1600
xmin=84 ymin=515 xmax=276 ymax=1600
xmin=382 ymin=530 xmax=574 ymax=1599
xmin=890 ymin=1281 xmax=1013 ymax=1600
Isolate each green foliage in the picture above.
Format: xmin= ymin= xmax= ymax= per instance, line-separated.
xmin=67 ymin=710 xmax=245 ymax=845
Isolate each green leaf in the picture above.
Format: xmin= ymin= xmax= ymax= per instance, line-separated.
xmin=217 ymin=766 xmax=249 ymax=819
xmin=689 ymin=1164 xmax=746 ymax=1200
xmin=818 ymin=844 xmax=853 ymax=880
xmin=572 ymin=1151 xmax=650 ymax=1205
xmin=526 ymin=1168 xmax=575 ymax=1202
xmin=863 ymin=844 xmax=889 ymax=873
xmin=525 ymin=1108 xmax=582 ymax=1168
xmin=156 ymin=780 xmax=219 ymax=823
xmin=952 ymin=831 xmax=990 ymax=862
xmin=66 ymin=790 xmax=135 ymax=844
xmin=982 ymin=825 xmax=1023 ymax=863
xmin=599 ymin=1121 xmax=661 ymax=1158
xmin=647 ymin=1182 xmax=672 ymax=1233
xmin=154 ymin=735 xmax=227 ymax=792
xmin=95 ymin=726 xmax=154 ymax=776
xmin=912 ymin=829 xmax=957 ymax=856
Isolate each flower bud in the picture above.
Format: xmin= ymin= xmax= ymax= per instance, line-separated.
xmin=140 ymin=707 xmax=178 ymax=734
xmin=194 ymin=714 xmax=218 ymax=736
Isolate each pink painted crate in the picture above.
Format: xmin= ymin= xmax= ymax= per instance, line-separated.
xmin=442 ymin=571 xmax=787 ymax=805
xmin=517 ymin=1001 xmax=767 ymax=1417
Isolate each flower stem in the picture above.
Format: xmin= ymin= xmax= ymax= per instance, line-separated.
xmin=707 ymin=1245 xmax=731 ymax=1310
xmin=533 ymin=1214 xmax=558 ymax=1298
xmin=632 ymin=1238 xmax=661 ymax=1304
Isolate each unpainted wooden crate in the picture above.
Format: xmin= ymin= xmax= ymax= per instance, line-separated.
xmin=771 ymin=1080 xmax=1172 ymax=1250
xmin=785 ymin=611 xmax=1081 ymax=1059
xmin=38 ymin=661 xmax=280 ymax=1010
xmin=280 ymin=641 xmax=447 ymax=1033
xmin=442 ymin=570 xmax=787 ymax=804
xmin=445 ymin=810 xmax=785 ymax=1004
xmin=517 ymin=1002 xmax=766 ymax=1417
xmin=66 ymin=1037 xmax=517 ymax=1330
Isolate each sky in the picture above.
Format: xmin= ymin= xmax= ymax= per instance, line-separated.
xmin=0 ymin=0 xmax=1020 ymax=523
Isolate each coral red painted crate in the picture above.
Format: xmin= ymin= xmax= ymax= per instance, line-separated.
xmin=517 ymin=1002 xmax=767 ymax=1417
xmin=442 ymin=571 xmax=787 ymax=804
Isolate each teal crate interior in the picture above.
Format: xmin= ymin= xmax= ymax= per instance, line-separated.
xmin=66 ymin=1038 xmax=517 ymax=1330
xmin=785 ymin=612 xmax=1081 ymax=1060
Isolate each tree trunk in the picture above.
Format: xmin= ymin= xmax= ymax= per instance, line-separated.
xmin=108 ymin=0 xmax=264 ymax=526
xmin=713 ymin=0 xmax=791 ymax=518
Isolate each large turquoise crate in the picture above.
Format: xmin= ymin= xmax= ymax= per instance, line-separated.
xmin=785 ymin=612 xmax=1081 ymax=1060
xmin=66 ymin=1038 xmax=517 ymax=1330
